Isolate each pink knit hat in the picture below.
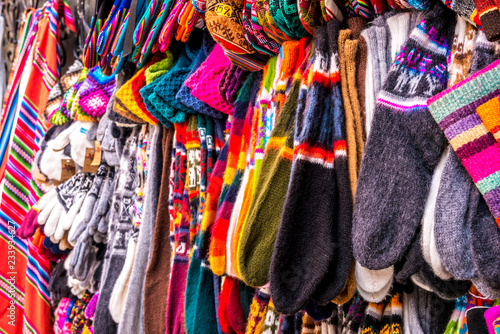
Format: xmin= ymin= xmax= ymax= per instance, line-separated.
xmin=185 ymin=44 xmax=234 ymax=115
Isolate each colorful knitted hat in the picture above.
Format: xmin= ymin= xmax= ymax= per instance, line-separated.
xmin=176 ymin=30 xmax=227 ymax=119
xmin=255 ymin=0 xmax=293 ymax=44
xmin=298 ymin=0 xmax=326 ymax=34
xmin=151 ymin=32 xmax=203 ymax=124
xmin=140 ymin=53 xmax=176 ymax=127
xmin=61 ymin=59 xmax=84 ymax=92
xmin=269 ymin=0 xmax=310 ymax=38
xmin=45 ymin=83 xmax=64 ymax=121
xmin=242 ymin=0 xmax=280 ymax=56
xmin=115 ymin=66 xmax=159 ymax=125
xmin=428 ymin=59 xmax=500 ymax=229
xmin=185 ymin=44 xmax=234 ymax=115
xmin=78 ymin=66 xmax=116 ymax=120
xmin=219 ymin=64 xmax=250 ymax=104
xmin=224 ymin=49 xmax=270 ymax=71
xmin=440 ymin=0 xmax=477 ymax=24
xmin=205 ymin=0 xmax=256 ymax=54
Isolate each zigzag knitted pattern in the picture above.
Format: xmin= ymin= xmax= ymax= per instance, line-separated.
xmin=428 ymin=58 xmax=500 ymax=229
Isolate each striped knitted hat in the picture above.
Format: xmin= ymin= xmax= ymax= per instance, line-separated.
xmin=428 ymin=58 xmax=500 ymax=229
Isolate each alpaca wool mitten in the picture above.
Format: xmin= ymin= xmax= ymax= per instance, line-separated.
xmin=428 ymin=59 xmax=500 ymax=229
xmin=238 ymin=43 xmax=312 ymax=289
xmin=353 ymin=5 xmax=454 ymax=270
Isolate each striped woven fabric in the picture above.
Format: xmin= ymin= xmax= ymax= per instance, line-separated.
xmin=428 ymin=58 xmax=500 ymax=229
xmin=0 ymin=1 xmax=67 ymax=333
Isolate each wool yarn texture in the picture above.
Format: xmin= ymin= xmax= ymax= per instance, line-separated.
xmin=428 ymin=58 xmax=500 ymax=229
xmin=353 ymin=4 xmax=454 ymax=270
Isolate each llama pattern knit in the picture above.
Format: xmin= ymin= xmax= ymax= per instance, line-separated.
xmin=428 ymin=58 xmax=500 ymax=229
xmin=353 ymin=4 xmax=454 ymax=270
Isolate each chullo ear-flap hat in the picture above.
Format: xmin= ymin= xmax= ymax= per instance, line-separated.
xmin=242 ymin=0 xmax=280 ymax=56
xmin=298 ymin=0 xmax=326 ymax=35
xmin=205 ymin=0 xmax=255 ymax=55
xmin=254 ymin=0 xmax=293 ymax=44
xmin=269 ymin=0 xmax=310 ymax=39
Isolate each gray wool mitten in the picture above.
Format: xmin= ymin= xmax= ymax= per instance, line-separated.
xmin=81 ymin=164 xmax=109 ymax=225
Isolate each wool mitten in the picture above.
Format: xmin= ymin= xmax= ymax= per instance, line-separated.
xmin=353 ymin=5 xmax=454 ymax=270
xmin=411 ymin=262 xmax=471 ymax=300
xmin=434 ymin=149 xmax=477 ymax=280
xmin=312 ymin=20 xmax=355 ymax=307
xmin=470 ymin=193 xmax=500 ymax=292
xmin=428 ymin=59 xmax=500 ymax=229
xmin=394 ymin=225 xmax=426 ymax=284
xmin=17 ymin=207 xmax=40 ymax=239
xmin=239 ymin=44 xmax=312 ymax=289
xmin=360 ymin=302 xmax=384 ymax=333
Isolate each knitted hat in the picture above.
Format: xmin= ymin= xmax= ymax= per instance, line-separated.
xmin=116 ymin=65 xmax=159 ymax=126
xmin=140 ymin=54 xmax=176 ymax=127
xmin=176 ymin=30 xmax=227 ymax=119
xmin=219 ymin=64 xmax=250 ymax=104
xmin=242 ymin=0 xmax=280 ymax=55
xmin=428 ymin=59 xmax=500 ymax=229
xmin=223 ymin=49 xmax=270 ymax=72
xmin=109 ymin=62 xmax=146 ymax=125
xmin=271 ymin=21 xmax=351 ymax=312
xmin=45 ymin=83 xmax=64 ymax=120
xmin=269 ymin=0 xmax=310 ymax=39
xmin=205 ymin=0 xmax=255 ymax=54
xmin=78 ymin=66 xmax=116 ymax=120
xmin=255 ymin=0 xmax=294 ymax=44
xmin=184 ymin=257 xmax=219 ymax=334
xmin=152 ymin=34 xmax=203 ymax=124
xmin=60 ymin=59 xmax=84 ymax=92
xmin=353 ymin=5 xmax=454 ymax=270
xmin=297 ymin=0 xmax=325 ymax=34
xmin=185 ymin=44 xmax=234 ymax=115
xmin=440 ymin=0 xmax=476 ymax=23
xmin=321 ymin=0 xmax=345 ymax=21
xmin=209 ymin=72 xmax=261 ymax=275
